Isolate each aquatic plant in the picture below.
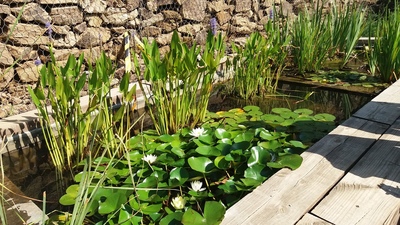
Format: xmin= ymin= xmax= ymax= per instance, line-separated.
xmin=291 ymin=1 xmax=331 ymax=74
xmin=135 ymin=31 xmax=225 ymax=134
xmin=368 ymin=2 xmax=400 ymax=82
xmin=329 ymin=2 xmax=366 ymax=67
xmin=56 ymin=106 xmax=337 ymax=224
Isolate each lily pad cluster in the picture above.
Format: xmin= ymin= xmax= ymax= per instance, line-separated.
xmin=307 ymin=71 xmax=389 ymax=88
xmin=58 ymin=106 xmax=335 ymax=224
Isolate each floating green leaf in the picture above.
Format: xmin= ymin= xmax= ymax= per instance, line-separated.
xmin=188 ymin=157 xmax=215 ymax=173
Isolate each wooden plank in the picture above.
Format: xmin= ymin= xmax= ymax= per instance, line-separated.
xmin=353 ymin=79 xmax=400 ymax=125
xmin=311 ymin=119 xmax=400 ymax=225
xmin=296 ymin=213 xmax=333 ymax=225
xmin=221 ymin=117 xmax=388 ymax=225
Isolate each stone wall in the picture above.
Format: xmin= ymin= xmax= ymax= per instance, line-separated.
xmin=0 ymin=0 xmax=376 ymax=85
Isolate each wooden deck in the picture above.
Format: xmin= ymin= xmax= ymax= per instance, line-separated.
xmin=221 ymin=81 xmax=400 ymax=224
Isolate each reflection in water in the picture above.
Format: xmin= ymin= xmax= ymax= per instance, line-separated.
xmin=209 ymin=83 xmax=372 ymax=123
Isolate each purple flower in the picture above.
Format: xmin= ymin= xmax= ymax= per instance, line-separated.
xmin=45 ymin=21 xmax=52 ymax=39
xmin=269 ymin=9 xmax=274 ymax=20
xmin=210 ymin=18 xmax=218 ymax=36
xmin=34 ymin=57 xmax=42 ymax=66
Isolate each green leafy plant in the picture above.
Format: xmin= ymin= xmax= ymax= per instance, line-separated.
xmin=227 ymin=17 xmax=289 ymax=100
xmin=367 ymin=2 xmax=400 ymax=82
xmin=58 ymin=106 xmax=336 ymax=224
xmin=28 ymin=48 xmax=138 ymax=183
xmin=135 ymin=31 xmax=225 ymax=134
xmin=329 ymin=1 xmax=366 ymax=67
xmin=291 ymin=1 xmax=332 ymax=74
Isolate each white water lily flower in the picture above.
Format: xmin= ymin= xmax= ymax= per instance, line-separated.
xmin=190 ymin=181 xmax=206 ymax=192
xmin=171 ymin=196 xmax=186 ymax=210
xmin=189 ymin=127 xmax=206 ymax=137
xmin=142 ymin=154 xmax=157 ymax=164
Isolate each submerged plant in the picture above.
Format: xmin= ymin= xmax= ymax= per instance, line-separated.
xmin=135 ymin=31 xmax=225 ymax=134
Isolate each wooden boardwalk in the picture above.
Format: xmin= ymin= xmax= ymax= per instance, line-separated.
xmin=221 ymin=81 xmax=400 ymax=225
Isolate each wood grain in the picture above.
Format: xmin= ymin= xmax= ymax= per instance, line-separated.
xmin=311 ymin=119 xmax=400 ymax=225
xmin=296 ymin=213 xmax=333 ymax=225
xmin=221 ymin=117 xmax=388 ymax=225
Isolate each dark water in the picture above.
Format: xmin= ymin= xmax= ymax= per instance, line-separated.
xmin=208 ymin=83 xmax=372 ymax=124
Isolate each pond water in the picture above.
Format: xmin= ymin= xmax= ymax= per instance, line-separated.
xmin=208 ymin=82 xmax=373 ymax=124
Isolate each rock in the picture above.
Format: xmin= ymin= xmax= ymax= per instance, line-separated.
xmin=76 ymin=27 xmax=111 ymax=48
xmin=79 ymin=0 xmax=107 ymax=13
xmin=12 ymin=3 xmax=51 ymax=24
xmin=156 ymin=32 xmax=175 ymax=46
xmin=232 ymin=15 xmax=257 ymax=30
xmin=142 ymin=13 xmax=164 ymax=27
xmin=73 ymin=22 xmax=87 ymax=34
xmin=0 ymin=43 xmax=14 ymax=66
xmin=86 ymin=16 xmax=103 ymax=27
xmin=156 ymin=21 xmax=177 ymax=33
xmin=39 ymin=0 xmax=78 ymax=3
xmin=101 ymin=8 xmax=139 ymax=25
xmin=162 ymin=10 xmax=182 ymax=21
xmin=51 ymin=6 xmax=84 ymax=25
xmin=127 ymin=0 xmax=140 ymax=10
xmin=178 ymin=24 xmax=202 ymax=36
xmin=158 ymin=0 xmax=174 ymax=6
xmin=0 ymin=67 xmax=14 ymax=89
xmin=0 ymin=4 xmax=11 ymax=15
xmin=141 ymin=26 xmax=162 ymax=37
xmin=6 ymin=46 xmax=37 ymax=61
xmin=53 ymin=31 xmax=77 ymax=48
xmin=7 ymin=23 xmax=49 ymax=45
xmin=182 ymin=0 xmax=207 ymax=21
xmin=208 ymin=0 xmax=230 ymax=12
xmin=52 ymin=25 xmax=71 ymax=35
xmin=147 ymin=0 xmax=158 ymax=11
xmin=16 ymin=61 xmax=42 ymax=83
xmin=236 ymin=0 xmax=252 ymax=12
xmin=216 ymin=11 xmax=231 ymax=25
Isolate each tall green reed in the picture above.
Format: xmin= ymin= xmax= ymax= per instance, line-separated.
xmin=329 ymin=2 xmax=366 ymax=67
xmin=369 ymin=2 xmax=400 ymax=82
xmin=292 ymin=1 xmax=331 ymax=74
xmin=28 ymin=47 xmax=137 ymax=184
xmin=135 ymin=31 xmax=225 ymax=134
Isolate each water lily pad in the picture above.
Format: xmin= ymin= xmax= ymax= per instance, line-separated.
xmin=248 ymin=146 xmax=271 ymax=167
xmin=196 ymin=146 xmax=221 ymax=156
xmin=294 ymin=108 xmax=313 ymax=115
xmin=271 ymin=108 xmax=292 ymax=114
xmin=314 ymin=113 xmax=336 ymax=121
xmin=169 ymin=167 xmax=189 ymax=186
xmin=188 ymin=157 xmax=215 ymax=173
xmin=215 ymin=128 xmax=231 ymax=139
xmin=267 ymin=154 xmax=303 ymax=170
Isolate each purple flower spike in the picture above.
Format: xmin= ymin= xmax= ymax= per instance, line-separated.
xmin=34 ymin=57 xmax=42 ymax=66
xmin=210 ymin=18 xmax=218 ymax=36
xmin=269 ymin=9 xmax=274 ymax=20
xmin=45 ymin=21 xmax=52 ymax=39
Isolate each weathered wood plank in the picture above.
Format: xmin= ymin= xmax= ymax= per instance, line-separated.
xmin=221 ymin=117 xmax=388 ymax=225
xmin=353 ymin=79 xmax=400 ymax=125
xmin=296 ymin=213 xmax=333 ymax=225
xmin=311 ymin=119 xmax=400 ymax=225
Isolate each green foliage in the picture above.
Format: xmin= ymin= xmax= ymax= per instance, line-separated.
xmin=367 ymin=2 xmax=400 ymax=82
xmin=329 ymin=2 xmax=366 ymax=67
xmin=227 ymin=17 xmax=290 ymax=99
xmin=58 ymin=106 xmax=336 ymax=224
xmin=292 ymin=2 xmax=332 ymax=73
xmin=135 ymin=31 xmax=225 ymax=134
xmin=28 ymin=47 xmax=138 ymax=182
